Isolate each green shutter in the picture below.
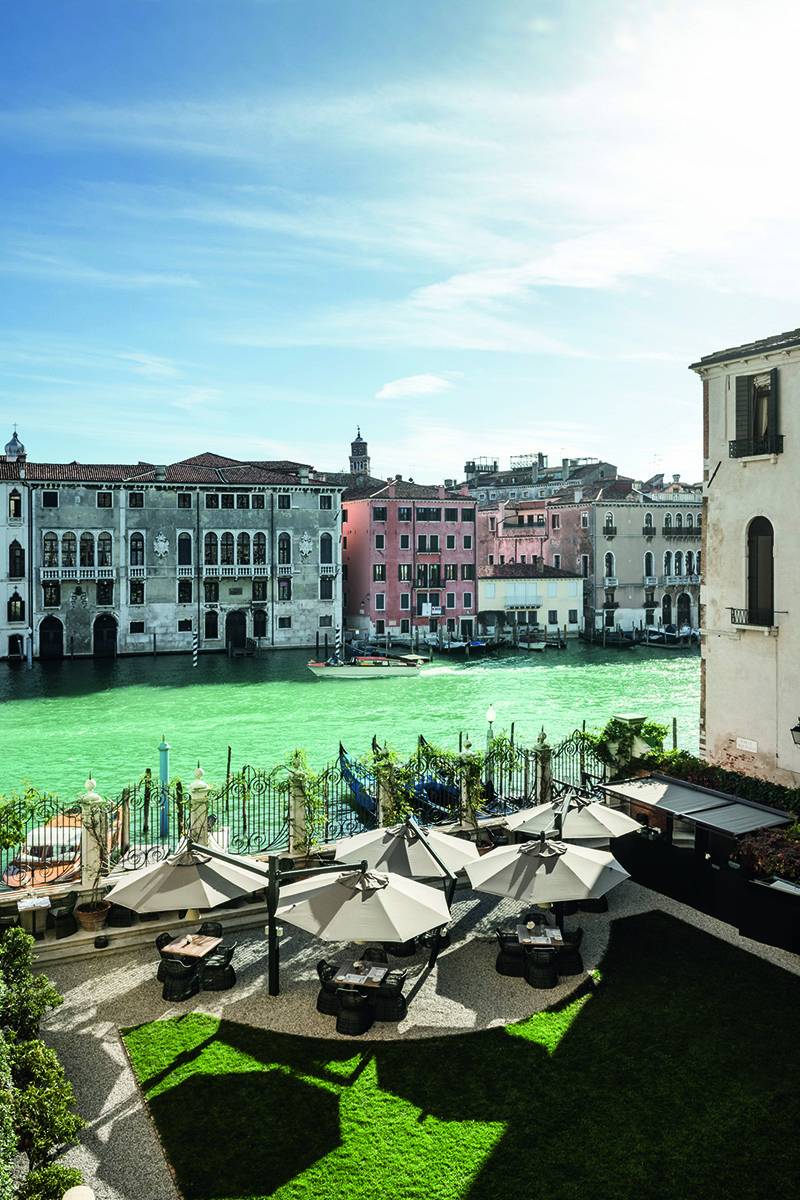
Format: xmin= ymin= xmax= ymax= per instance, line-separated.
xmin=768 ymin=367 xmax=779 ymax=440
xmin=734 ymin=375 xmax=752 ymax=442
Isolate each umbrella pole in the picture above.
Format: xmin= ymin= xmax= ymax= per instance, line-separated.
xmin=267 ymin=855 xmax=280 ymax=996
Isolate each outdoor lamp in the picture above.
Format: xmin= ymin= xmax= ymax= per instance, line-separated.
xmin=486 ymin=705 xmax=496 ymax=726
xmin=791 ymin=718 xmax=800 ymax=747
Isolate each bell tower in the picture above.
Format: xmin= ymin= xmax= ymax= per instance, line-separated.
xmin=349 ymin=428 xmax=370 ymax=477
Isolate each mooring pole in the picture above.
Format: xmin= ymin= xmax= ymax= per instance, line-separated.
xmin=267 ymin=855 xmax=280 ymax=996
xmin=158 ymin=735 xmax=170 ymax=840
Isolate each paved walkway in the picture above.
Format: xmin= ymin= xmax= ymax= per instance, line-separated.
xmin=41 ymin=882 xmax=800 ymax=1200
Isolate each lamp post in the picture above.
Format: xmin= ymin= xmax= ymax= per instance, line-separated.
xmin=485 ymin=704 xmax=496 ymax=756
xmin=791 ymin=718 xmax=800 ymax=747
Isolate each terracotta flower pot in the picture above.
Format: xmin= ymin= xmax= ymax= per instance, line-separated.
xmin=75 ymin=900 xmax=111 ymax=932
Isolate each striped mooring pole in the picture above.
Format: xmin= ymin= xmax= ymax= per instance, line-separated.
xmin=192 ymin=632 xmax=199 ymax=667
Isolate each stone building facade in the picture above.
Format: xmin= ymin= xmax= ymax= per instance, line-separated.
xmin=690 ymin=327 xmax=800 ymax=786
xmin=0 ymin=441 xmax=343 ymax=660
xmin=477 ymin=562 xmax=583 ymax=638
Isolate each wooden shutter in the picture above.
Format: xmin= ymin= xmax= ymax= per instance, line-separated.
xmin=768 ymin=367 xmax=779 ymax=442
xmin=734 ymin=375 xmax=752 ymax=442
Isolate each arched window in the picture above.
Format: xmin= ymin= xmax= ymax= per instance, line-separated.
xmin=253 ymin=532 xmax=267 ymax=565
xmin=204 ymin=533 xmax=218 ymax=565
xmin=662 ymin=594 xmax=672 ymax=626
xmin=604 ymin=551 xmax=615 ymax=577
xmin=686 ymin=550 xmax=694 ymax=575
xmin=236 ymin=532 xmax=250 ymax=565
xmin=278 ymin=533 xmax=291 ymax=564
xmin=686 ymin=513 xmax=694 ymax=528
xmin=644 ymin=512 xmax=653 ymax=529
xmin=43 ymin=532 xmax=59 ymax=567
xmin=604 ymin=512 xmax=614 ymax=529
xmin=204 ymin=610 xmax=219 ymax=639
xmin=253 ymin=609 xmax=267 ymax=638
xmin=320 ymin=533 xmax=333 ymax=564
xmin=644 ymin=551 xmax=654 ymax=577
xmin=674 ymin=551 xmax=683 ymax=576
xmin=664 ymin=550 xmax=672 ymax=576
xmin=97 ymin=532 xmax=112 ymax=567
xmin=697 ymin=513 xmax=702 ymax=530
xmin=664 ymin=513 xmax=673 ymax=528
xmin=7 ymin=591 xmax=24 ymax=622
xmin=130 ymin=533 xmax=144 ymax=566
xmin=80 ymin=533 xmax=95 ymax=567
xmin=178 ymin=533 xmax=192 ymax=566
xmin=747 ymin=516 xmax=774 ymax=625
xmin=675 ymin=513 xmax=683 ymax=529
xmin=221 ymin=533 xmax=234 ymax=565
xmin=61 ymin=533 xmax=76 ymax=567
xmin=696 ymin=551 xmax=702 ymax=575
xmin=8 ymin=540 xmax=24 ymax=579
xmin=8 ymin=489 xmax=21 ymax=520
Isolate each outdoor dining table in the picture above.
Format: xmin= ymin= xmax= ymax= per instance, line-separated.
xmin=516 ymin=924 xmax=564 ymax=948
xmin=333 ymin=962 xmax=390 ymax=988
xmin=163 ymin=933 xmax=223 ymax=960
xmin=17 ymin=895 xmax=51 ymax=940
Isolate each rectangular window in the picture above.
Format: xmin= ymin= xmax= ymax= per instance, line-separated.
xmin=554 ymin=554 xmax=561 ymax=569
xmin=130 ymin=580 xmax=145 ymax=606
xmin=205 ymin=493 xmax=219 ymax=509
xmin=548 ymin=609 xmax=558 ymax=624
xmin=221 ymin=493 xmax=234 ymax=509
xmin=461 ymin=563 xmax=475 ymax=580
xmin=319 ymin=494 xmax=333 ymax=510
xmin=446 ymin=535 xmax=455 ymax=550
xmin=568 ymin=609 xmax=578 ymax=624
xmin=580 ymin=512 xmax=589 ymax=528
xmin=319 ymin=576 xmax=334 ymax=600
xmin=400 ymin=593 xmax=410 ymax=610
xmin=463 ymin=591 xmax=473 ymax=609
xmin=373 ymin=564 xmax=386 ymax=581
xmin=375 ymin=534 xmax=385 ymax=550
xmin=416 ymin=507 xmax=441 ymax=522
xmin=341 ymin=507 xmax=348 ymax=522
xmin=42 ymin=491 xmax=58 ymax=508
xmin=42 ymin=582 xmax=61 ymax=608
xmin=278 ymin=615 xmax=292 ymax=629
xmin=445 ymin=563 xmax=457 ymax=580
xmin=375 ymin=619 xmax=385 ymax=635
xmin=446 ymin=592 xmax=456 ymax=609
xmin=342 ymin=536 xmax=347 ymax=549
xmin=373 ymin=506 xmax=387 ymax=522
xmin=400 ymin=618 xmax=410 ymax=634
xmin=128 ymin=491 xmax=144 ymax=508
xmin=253 ymin=579 xmax=268 ymax=601
xmin=463 ymin=535 xmax=472 ymax=550
xmin=416 ymin=591 xmax=428 ymax=615
xmin=488 ymin=554 xmax=494 ymax=565
xmin=398 ymin=564 xmax=411 ymax=581
xmin=417 ymin=534 xmax=427 ymax=552
xmin=319 ymin=614 xmax=333 ymax=627
xmin=462 ymin=509 xmax=475 ymax=522
xmin=178 ymin=580 xmax=193 ymax=604
xmin=489 ymin=516 xmax=496 ymax=531
xmin=177 ymin=618 xmax=193 ymax=632
xmin=374 ymin=592 xmax=385 ymax=611
xmin=252 ymin=494 xmax=265 ymax=509
xmin=581 ymin=554 xmax=590 ymax=577
xmin=96 ymin=580 xmax=114 ymax=606
xmin=400 ymin=534 xmax=410 ymax=549
xmin=204 ymin=579 xmax=219 ymax=602
xmin=278 ymin=578 xmax=292 ymax=601
xmin=236 ymin=494 xmax=250 ymax=509
xmin=129 ymin=620 xmax=145 ymax=634
xmin=342 ymin=564 xmax=348 ymax=580
xmin=444 ymin=508 xmax=458 ymax=522
xmin=278 ymin=493 xmax=291 ymax=510
xmin=429 ymin=534 xmax=440 ymax=552
xmin=732 ymin=369 xmax=781 ymax=457
xmin=398 ymin=506 xmax=412 ymax=522
xmin=551 ymin=513 xmax=560 ymax=530
xmin=97 ymin=491 xmax=112 ymax=508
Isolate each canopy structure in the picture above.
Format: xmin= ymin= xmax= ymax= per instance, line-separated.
xmin=506 ymin=798 xmax=641 ymax=841
xmin=600 ymin=775 xmax=791 ymax=837
xmin=105 ymin=837 xmax=269 ymax=912
xmin=276 ymin=867 xmax=450 ymax=943
xmin=465 ymin=838 xmax=629 ymax=904
xmin=336 ymin=821 xmax=479 ymax=879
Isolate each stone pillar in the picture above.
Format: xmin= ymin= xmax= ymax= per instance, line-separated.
xmin=537 ymin=730 xmax=552 ymax=806
xmin=80 ymin=778 xmax=107 ymax=893
xmin=63 ymin=1187 xmax=96 ymax=1200
xmin=288 ymin=770 xmax=307 ymax=857
xmin=189 ymin=765 xmax=210 ymax=846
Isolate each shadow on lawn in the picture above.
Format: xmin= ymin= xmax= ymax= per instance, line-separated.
xmin=129 ymin=911 xmax=800 ymax=1200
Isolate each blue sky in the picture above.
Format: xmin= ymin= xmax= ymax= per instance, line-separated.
xmin=1 ymin=0 xmax=798 ymax=483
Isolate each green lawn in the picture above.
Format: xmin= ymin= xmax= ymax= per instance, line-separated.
xmin=123 ymin=911 xmax=800 ymax=1200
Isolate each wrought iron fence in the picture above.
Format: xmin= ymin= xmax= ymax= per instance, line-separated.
xmin=550 ymin=729 xmax=607 ymax=791
xmin=107 ymin=773 xmax=187 ymax=872
xmin=208 ymin=765 xmax=291 ymax=856
xmin=315 ymin=759 xmax=375 ymax=845
xmin=0 ymin=792 xmax=83 ymax=893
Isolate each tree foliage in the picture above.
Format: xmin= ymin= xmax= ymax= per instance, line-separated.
xmin=10 ymin=1040 xmax=83 ymax=1169
xmin=0 ymin=931 xmax=62 ymax=1043
xmin=15 ymin=1164 xmax=84 ymax=1200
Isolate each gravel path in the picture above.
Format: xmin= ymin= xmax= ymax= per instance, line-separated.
xmin=41 ymin=882 xmax=800 ymax=1200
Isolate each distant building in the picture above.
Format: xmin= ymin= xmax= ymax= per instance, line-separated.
xmin=477 ymin=560 xmax=583 ymax=638
xmin=0 ymin=436 xmax=342 ymax=660
xmin=455 ymin=453 xmax=618 ymax=504
xmin=690 ymin=327 xmax=800 ymax=786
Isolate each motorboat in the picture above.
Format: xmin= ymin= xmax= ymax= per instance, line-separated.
xmin=307 ymin=654 xmax=423 ymax=679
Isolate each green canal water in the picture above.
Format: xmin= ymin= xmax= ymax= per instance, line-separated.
xmin=0 ymin=645 xmax=699 ymax=802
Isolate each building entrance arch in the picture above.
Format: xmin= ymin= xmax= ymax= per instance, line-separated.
xmin=225 ymin=610 xmax=247 ymax=651
xmin=676 ymin=593 xmax=692 ymax=628
xmin=93 ymin=614 xmax=117 ymax=658
xmin=661 ymin=594 xmax=672 ymax=627
xmin=40 ymin=616 xmax=64 ymax=660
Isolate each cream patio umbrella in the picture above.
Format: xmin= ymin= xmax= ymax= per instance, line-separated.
xmin=506 ymin=798 xmax=641 ymax=842
xmin=275 ymin=867 xmax=451 ymax=943
xmin=335 ymin=821 xmax=479 ymax=879
xmin=105 ymin=837 xmax=269 ymax=912
xmin=464 ymin=837 xmax=629 ymax=905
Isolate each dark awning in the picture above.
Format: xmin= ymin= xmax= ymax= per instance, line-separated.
xmin=601 ymin=774 xmax=791 ymax=837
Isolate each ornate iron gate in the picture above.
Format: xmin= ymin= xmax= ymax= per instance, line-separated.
xmin=209 ymin=765 xmax=291 ymax=855
xmin=550 ymin=729 xmax=607 ymax=791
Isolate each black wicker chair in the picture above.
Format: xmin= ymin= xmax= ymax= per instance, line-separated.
xmin=50 ymin=892 xmax=78 ymax=940
xmin=495 ymin=930 xmax=525 ymax=977
xmin=161 ymin=959 xmax=200 ymax=1002
xmin=579 ymin=896 xmax=609 ymax=913
xmin=563 ymin=927 xmax=584 ymax=948
xmin=373 ymin=970 xmax=408 ymax=1022
xmin=555 ymin=944 xmax=585 ymax=976
xmin=383 ymin=938 xmax=418 ymax=958
xmin=198 ymin=920 xmax=223 ymax=939
xmin=107 ymin=902 xmax=135 ymax=928
xmin=335 ymin=988 xmax=374 ymax=1036
xmin=361 ymin=946 xmax=389 ymax=964
xmin=316 ymin=960 xmax=341 ymax=1016
xmin=155 ymin=931 xmax=178 ymax=982
xmin=523 ymin=948 xmax=558 ymax=989
xmin=202 ymin=941 xmax=238 ymax=991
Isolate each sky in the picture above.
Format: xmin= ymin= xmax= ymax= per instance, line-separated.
xmin=1 ymin=0 xmax=799 ymax=485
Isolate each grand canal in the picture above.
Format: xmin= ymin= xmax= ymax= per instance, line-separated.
xmin=0 ymin=644 xmax=699 ymax=802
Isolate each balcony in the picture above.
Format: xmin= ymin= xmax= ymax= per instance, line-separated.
xmin=730 ymin=607 xmax=775 ymax=628
xmin=203 ymin=564 xmax=258 ymax=578
xmin=729 ymin=434 xmax=784 ymax=459
xmin=128 ymin=566 xmax=146 ymax=579
xmin=603 ymin=576 xmax=618 ymax=588
xmin=177 ymin=565 xmax=194 ymax=578
xmin=319 ymin=564 xmax=336 ymax=575
xmin=276 ymin=564 xmax=293 ymax=576
xmin=663 ymin=525 xmax=701 ymax=538
xmin=642 ymin=525 xmax=655 ymax=537
xmin=663 ymin=574 xmax=700 ymax=586
xmin=39 ymin=566 xmax=116 ymax=581
xmin=603 ymin=525 xmax=617 ymax=538
xmin=643 ymin=575 xmax=657 ymax=586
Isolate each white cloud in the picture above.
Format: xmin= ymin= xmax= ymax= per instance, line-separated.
xmin=117 ymin=353 xmax=181 ymax=379
xmin=376 ymin=374 xmax=456 ymax=400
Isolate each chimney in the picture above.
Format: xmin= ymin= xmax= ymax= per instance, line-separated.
xmin=672 ymin=473 xmax=680 ymax=484
xmin=154 ymin=465 xmax=166 ymax=481
xmin=298 ymin=466 xmax=310 ymax=483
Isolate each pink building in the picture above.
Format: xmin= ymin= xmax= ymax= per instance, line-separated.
xmin=477 ymin=499 xmax=549 ymax=570
xmin=342 ymin=478 xmax=478 ymax=642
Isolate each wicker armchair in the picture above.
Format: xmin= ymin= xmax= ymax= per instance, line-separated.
xmin=495 ymin=930 xmax=525 ymax=977
xmin=202 ymin=941 xmax=238 ymax=991
xmin=50 ymin=891 xmax=79 ymax=940
xmin=383 ymin=938 xmax=418 ymax=958
xmin=361 ymin=946 xmax=388 ymax=964
xmin=523 ymin=948 xmax=558 ymax=990
xmin=373 ymin=969 xmax=408 ymax=1022
xmin=161 ymin=959 xmax=200 ymax=1002
xmin=335 ymin=988 xmax=374 ymax=1036
xmin=555 ymin=944 xmax=585 ymax=977
xmin=198 ymin=920 xmax=223 ymax=939
xmin=316 ymin=960 xmax=341 ymax=1016
xmin=155 ymin=931 xmax=179 ymax=981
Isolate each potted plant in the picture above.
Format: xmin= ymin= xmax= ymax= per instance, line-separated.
xmin=74 ymin=786 xmax=112 ymax=932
